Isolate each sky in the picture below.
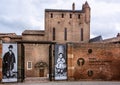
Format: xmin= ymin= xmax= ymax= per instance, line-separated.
xmin=0 ymin=0 xmax=120 ymax=39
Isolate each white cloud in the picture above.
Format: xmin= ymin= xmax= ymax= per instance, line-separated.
xmin=115 ymin=23 xmax=120 ymax=31
xmin=90 ymin=0 xmax=120 ymax=39
xmin=0 ymin=0 xmax=120 ymax=39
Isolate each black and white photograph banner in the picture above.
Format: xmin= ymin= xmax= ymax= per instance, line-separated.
xmin=55 ymin=44 xmax=67 ymax=80
xmin=2 ymin=43 xmax=18 ymax=82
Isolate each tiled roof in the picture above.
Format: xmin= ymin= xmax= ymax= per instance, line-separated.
xmin=89 ymin=36 xmax=103 ymax=43
xmin=102 ymin=36 xmax=120 ymax=43
xmin=0 ymin=33 xmax=22 ymax=39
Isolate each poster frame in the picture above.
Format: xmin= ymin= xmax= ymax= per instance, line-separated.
xmin=2 ymin=43 xmax=18 ymax=83
xmin=54 ymin=44 xmax=67 ymax=80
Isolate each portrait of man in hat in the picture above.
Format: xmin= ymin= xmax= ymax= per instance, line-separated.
xmin=2 ymin=45 xmax=16 ymax=78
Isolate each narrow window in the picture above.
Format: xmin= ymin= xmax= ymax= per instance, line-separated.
xmin=62 ymin=14 xmax=64 ymax=18
xmin=27 ymin=61 xmax=32 ymax=70
xmin=78 ymin=14 xmax=80 ymax=19
xmin=70 ymin=14 xmax=72 ymax=18
xmin=64 ymin=28 xmax=67 ymax=40
xmin=51 ymin=13 xmax=53 ymax=18
xmin=81 ymin=28 xmax=83 ymax=41
xmin=53 ymin=28 xmax=55 ymax=40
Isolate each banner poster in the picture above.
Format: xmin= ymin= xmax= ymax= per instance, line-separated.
xmin=55 ymin=44 xmax=67 ymax=80
xmin=2 ymin=43 xmax=17 ymax=82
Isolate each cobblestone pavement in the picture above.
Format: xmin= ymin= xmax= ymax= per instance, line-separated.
xmin=1 ymin=81 xmax=120 ymax=85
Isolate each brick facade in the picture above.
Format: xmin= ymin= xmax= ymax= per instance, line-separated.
xmin=67 ymin=43 xmax=120 ymax=80
xmin=45 ymin=2 xmax=90 ymax=43
xmin=0 ymin=1 xmax=120 ymax=83
xmin=24 ymin=44 xmax=49 ymax=77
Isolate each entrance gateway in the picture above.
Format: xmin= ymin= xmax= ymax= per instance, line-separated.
xmin=35 ymin=61 xmax=48 ymax=77
xmin=0 ymin=42 xmax=68 ymax=82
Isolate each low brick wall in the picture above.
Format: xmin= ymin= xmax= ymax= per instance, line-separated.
xmin=67 ymin=43 xmax=120 ymax=81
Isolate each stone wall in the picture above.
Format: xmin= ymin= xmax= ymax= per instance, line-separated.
xmin=67 ymin=43 xmax=120 ymax=81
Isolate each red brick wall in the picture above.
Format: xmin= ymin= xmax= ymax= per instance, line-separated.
xmin=68 ymin=43 xmax=120 ymax=81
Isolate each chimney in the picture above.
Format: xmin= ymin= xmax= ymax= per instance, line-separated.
xmin=72 ymin=3 xmax=75 ymax=11
xmin=117 ymin=33 xmax=120 ymax=37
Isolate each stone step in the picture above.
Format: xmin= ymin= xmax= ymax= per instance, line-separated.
xmin=24 ymin=77 xmax=49 ymax=83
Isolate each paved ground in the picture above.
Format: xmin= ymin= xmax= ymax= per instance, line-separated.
xmin=1 ymin=81 xmax=120 ymax=85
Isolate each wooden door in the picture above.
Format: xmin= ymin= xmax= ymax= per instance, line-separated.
xmin=39 ymin=69 xmax=44 ymax=77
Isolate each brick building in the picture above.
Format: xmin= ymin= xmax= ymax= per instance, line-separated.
xmin=0 ymin=1 xmax=120 ymax=83
xmin=45 ymin=2 xmax=90 ymax=43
